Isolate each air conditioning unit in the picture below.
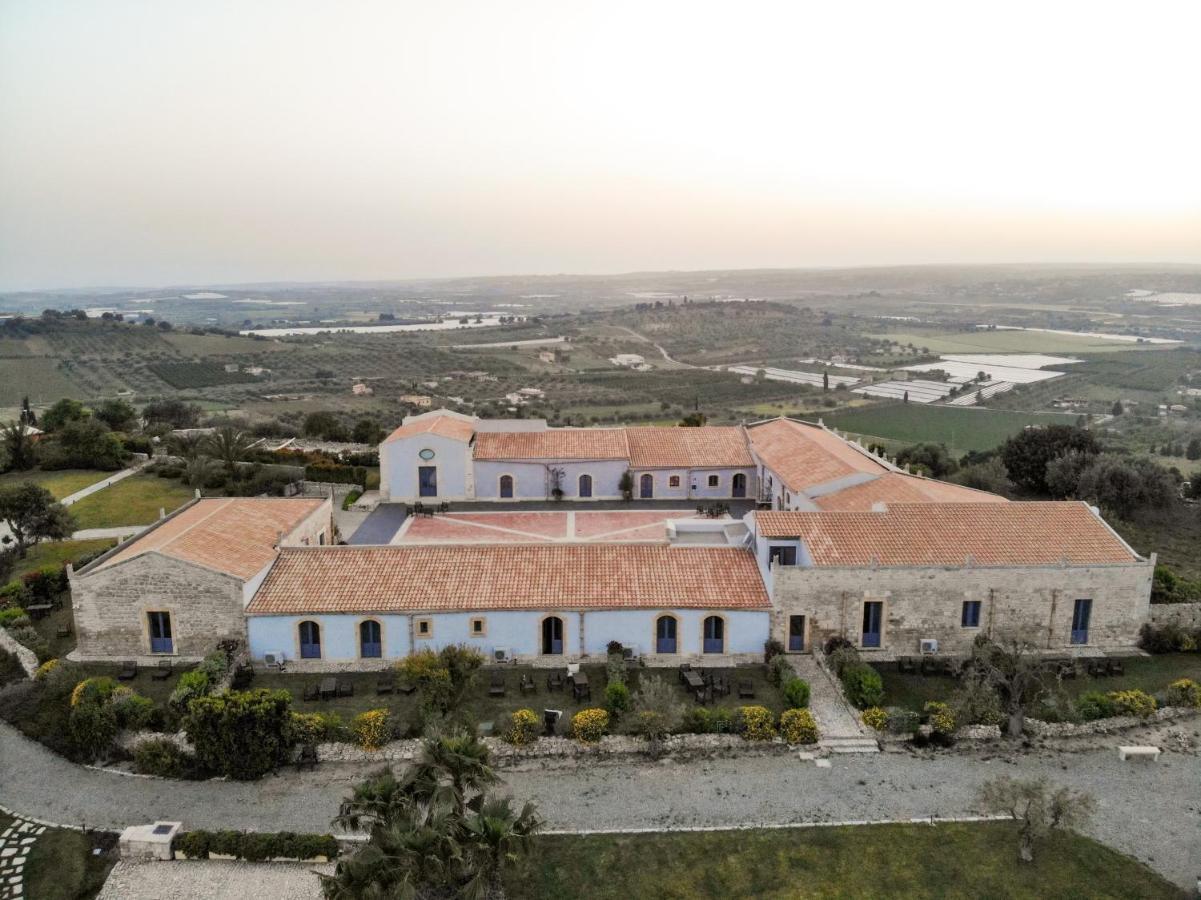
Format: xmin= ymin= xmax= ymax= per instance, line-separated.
xmin=919 ymin=638 xmax=939 ymax=655
xmin=493 ymin=648 xmax=511 ymax=663
xmin=263 ymin=651 xmax=287 ymax=670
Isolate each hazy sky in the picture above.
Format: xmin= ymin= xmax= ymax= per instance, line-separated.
xmin=2 ymin=1 xmax=1199 ymax=290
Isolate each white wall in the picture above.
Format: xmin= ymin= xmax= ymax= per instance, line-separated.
xmin=381 ymin=433 xmax=472 ymax=501
xmin=583 ymin=609 xmax=770 ymax=656
xmin=473 ymin=459 xmax=628 ymax=500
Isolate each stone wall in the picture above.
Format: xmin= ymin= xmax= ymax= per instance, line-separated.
xmin=1023 ymin=705 xmax=1198 ymax=738
xmin=71 ymin=554 xmax=246 ymax=662
xmin=0 ymin=628 xmax=38 ymax=677
xmin=1147 ymin=603 xmax=1201 ymax=629
xmin=771 ymin=561 xmax=1153 ymax=656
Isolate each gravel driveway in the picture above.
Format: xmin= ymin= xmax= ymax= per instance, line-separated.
xmin=2 ymin=720 xmax=1197 ymax=889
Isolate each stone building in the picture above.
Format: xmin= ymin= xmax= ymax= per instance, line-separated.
xmin=70 ymin=497 xmax=332 ymax=662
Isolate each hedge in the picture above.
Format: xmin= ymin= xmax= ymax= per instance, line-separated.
xmin=175 ymin=830 xmax=339 ymax=861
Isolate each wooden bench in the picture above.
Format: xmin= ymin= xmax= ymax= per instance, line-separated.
xmin=1117 ymin=745 xmax=1161 ymax=762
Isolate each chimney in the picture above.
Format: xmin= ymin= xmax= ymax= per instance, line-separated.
xmin=870 ymin=502 xmax=888 ymax=513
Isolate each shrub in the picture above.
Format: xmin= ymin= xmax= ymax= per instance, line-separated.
xmin=923 ymin=701 xmax=956 ymax=735
xmin=827 ymin=645 xmax=860 ymax=677
xmin=397 ymin=645 xmax=483 ymax=716
xmin=841 ymin=664 xmax=884 ymax=709
xmin=290 ymin=712 xmax=327 ymax=746
xmin=571 ymin=708 xmax=610 ymax=743
xmin=950 ymin=672 xmax=1004 ymax=726
xmin=1166 ymin=678 xmax=1201 ymax=708
xmin=352 ymin=709 xmax=391 ymax=750
xmin=1138 ymin=623 xmax=1190 ymax=654
xmin=767 ymin=654 xmax=793 ymax=687
xmin=780 ymin=677 xmax=811 ymax=709
xmin=0 ymin=605 xmax=30 ymax=628
xmin=184 ymin=689 xmax=295 ymax=780
xmin=885 ymin=707 xmax=921 ymax=735
xmin=630 ymin=676 xmax=685 ymax=741
xmin=5 ymin=625 xmax=49 ymax=662
xmin=111 ymin=688 xmax=157 ymax=730
xmin=133 ymin=738 xmax=195 ymax=778
xmin=861 ymin=706 xmax=888 ymax=731
xmin=1107 ymin=689 xmax=1157 ymax=718
xmin=34 ymin=658 xmax=59 ymax=681
xmin=604 ymin=680 xmax=631 ymax=716
xmin=69 ymin=694 xmax=118 ymax=760
xmin=780 ymin=708 xmax=819 ymax=744
xmin=197 ymin=650 xmax=230 ymax=685
xmin=764 ymin=638 xmax=785 ymax=663
xmin=502 ymin=708 xmax=541 ymax=745
xmin=1075 ymin=691 xmax=1117 ymax=721
xmin=169 ymin=669 xmax=212 ymax=710
xmin=70 ymin=676 xmax=117 ymax=707
xmin=736 ymin=705 xmax=776 ymax=741
xmin=175 ymin=830 xmax=338 ymax=861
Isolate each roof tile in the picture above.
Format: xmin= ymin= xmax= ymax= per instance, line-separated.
xmin=626 ymin=426 xmax=754 ymax=468
xmin=473 ymin=429 xmax=629 ymax=460
xmin=748 ymin=419 xmax=888 ymax=492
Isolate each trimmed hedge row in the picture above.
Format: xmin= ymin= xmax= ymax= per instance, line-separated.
xmin=175 ymin=830 xmax=339 ymax=862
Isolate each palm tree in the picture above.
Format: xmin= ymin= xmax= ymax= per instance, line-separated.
xmin=167 ymin=432 xmax=205 ymax=461
xmin=461 ymin=797 xmax=543 ymax=900
xmin=406 ymin=731 xmax=498 ymax=814
xmin=1 ymin=421 xmax=37 ymax=471
xmin=203 ymin=426 xmax=253 ymax=474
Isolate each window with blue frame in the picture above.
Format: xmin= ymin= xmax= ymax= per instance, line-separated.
xmin=148 ymin=611 xmax=173 ymax=654
xmin=961 ymin=600 xmax=982 ymax=628
xmin=299 ymin=620 xmax=321 ymax=659
xmin=359 ymin=620 xmax=382 ymax=658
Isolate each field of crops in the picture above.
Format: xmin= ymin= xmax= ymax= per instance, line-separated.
xmin=822 ymin=403 xmax=1079 ymax=454
xmin=878 ymin=329 xmax=1166 ymax=355
xmin=0 ymin=356 xmax=86 ymax=406
xmin=1071 ymin=349 xmax=1201 ymax=394
xmin=147 ymin=362 xmax=261 ymax=389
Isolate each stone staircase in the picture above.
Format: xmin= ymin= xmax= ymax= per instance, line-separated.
xmin=787 ymin=654 xmax=879 ymax=754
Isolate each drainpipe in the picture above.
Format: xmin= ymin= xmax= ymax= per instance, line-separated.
xmin=407 ymin=614 xmax=415 ymax=656
xmin=986 ymin=588 xmax=995 ymax=640
xmin=578 ymin=611 xmax=586 ymax=659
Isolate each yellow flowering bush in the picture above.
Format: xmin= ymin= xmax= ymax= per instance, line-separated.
xmin=290 ymin=712 xmax=327 ymax=746
xmin=70 ymin=676 xmax=116 ymax=708
xmin=503 ymin=708 xmax=541 ymax=745
xmin=35 ymin=658 xmax=59 ymax=681
xmin=1166 ymin=678 xmax=1201 ymax=708
xmin=351 ymin=709 xmax=392 ymax=751
xmin=860 ymin=706 xmax=888 ymax=731
xmin=1108 ymin=689 xmax=1157 ymax=718
xmin=780 ymin=708 xmax=819 ymax=744
xmin=737 ymin=705 xmax=776 ymax=741
xmin=571 ymin=708 xmax=610 ymax=743
xmin=923 ymin=701 xmax=956 ymax=735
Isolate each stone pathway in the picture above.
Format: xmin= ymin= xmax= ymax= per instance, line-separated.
xmin=787 ymin=655 xmax=877 ymax=751
xmin=0 ymin=814 xmax=44 ymax=899
xmin=57 ymin=460 xmax=151 ymax=508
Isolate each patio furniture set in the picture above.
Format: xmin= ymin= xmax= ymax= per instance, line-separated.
xmin=301 ymin=677 xmax=355 ymax=702
xmin=405 ymin=501 xmax=452 ymax=518
xmin=115 ymin=660 xmax=176 ymax=682
xmin=678 ymin=663 xmax=752 ymax=704
xmin=486 ymin=666 xmax=592 ymax=701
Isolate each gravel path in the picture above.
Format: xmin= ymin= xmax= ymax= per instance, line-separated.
xmin=2 ymin=720 xmax=1197 ymax=889
xmin=98 ymin=860 xmax=332 ymax=899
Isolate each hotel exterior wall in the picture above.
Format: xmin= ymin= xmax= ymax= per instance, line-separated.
xmin=583 ymin=609 xmax=769 ymax=656
xmin=380 ymin=433 xmax=471 ymax=501
xmin=473 ymin=460 xmax=627 ymax=500
xmin=635 ymin=467 xmax=757 ymax=501
xmin=769 ymin=561 xmax=1154 ymax=655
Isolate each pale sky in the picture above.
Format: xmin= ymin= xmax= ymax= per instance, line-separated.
xmin=1 ymin=0 xmax=1199 ymax=291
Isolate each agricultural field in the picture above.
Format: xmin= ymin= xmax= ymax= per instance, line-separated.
xmin=822 ymin=404 xmax=1079 ymax=455
xmin=0 ymin=354 xmax=86 ymax=406
xmin=1071 ymin=348 xmax=1201 ymax=395
xmin=878 ymin=329 xmax=1171 ymax=355
xmin=147 ymin=361 xmax=261 ymax=389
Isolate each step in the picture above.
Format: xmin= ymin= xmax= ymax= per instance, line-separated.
xmin=818 ymin=736 xmax=880 ymax=754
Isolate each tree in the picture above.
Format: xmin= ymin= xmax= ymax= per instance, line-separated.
xmin=977 ymin=776 xmax=1095 ymax=863
xmin=40 ymin=418 xmax=125 ymax=470
xmin=1111 ymin=400 xmax=1123 ymax=416
xmin=94 ymin=399 xmax=138 ymax=432
xmin=896 ymin=443 xmax=957 ymax=478
xmin=1000 ymin=425 xmax=1100 ymax=495
xmin=142 ymin=399 xmax=201 ymax=428
xmin=2 ymin=421 xmax=38 ymax=471
xmin=823 ymin=370 xmax=830 ymax=391
xmin=40 ymin=398 xmax=88 ymax=432
xmin=304 ymin=411 xmax=348 ymax=441
xmin=1186 ymin=438 xmax=1201 ymax=461
xmin=351 ymin=418 xmax=384 ymax=445
xmin=203 ymin=426 xmax=253 ymax=475
xmin=183 ymin=688 xmax=294 ymax=780
xmin=950 ymin=457 xmax=1012 ymax=495
xmin=1073 ymin=455 xmax=1177 ymax=519
xmin=678 ymin=412 xmax=707 ymax=427
xmin=0 ymin=483 xmax=76 ymax=558
xmin=969 ymin=638 xmax=1052 ymax=738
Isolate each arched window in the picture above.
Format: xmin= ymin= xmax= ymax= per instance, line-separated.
xmin=499 ymin=474 xmax=514 ymax=498
xmin=578 ymin=473 xmax=593 ymax=498
xmin=541 ymin=616 xmax=564 ymax=654
xmin=359 ymin=620 xmax=382 ymax=658
xmin=639 ymin=473 xmax=654 ymax=499
xmin=702 ymin=616 xmax=724 ymax=654
xmin=298 ymin=620 xmax=321 ymax=659
xmin=732 ymin=472 xmax=747 ymax=498
xmin=655 ymin=615 xmax=678 ymax=653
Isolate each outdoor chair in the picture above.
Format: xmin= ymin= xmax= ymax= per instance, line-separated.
xmin=489 ymin=671 xmax=506 ymax=697
xmin=296 ymin=744 xmax=318 ymax=771
xmin=302 ymin=683 xmax=319 ymax=702
xmin=1086 ymin=659 xmax=1108 ymax=678
xmin=117 ymin=661 xmax=138 ymax=681
xmin=694 ymin=686 xmax=711 ymax=705
xmin=1108 ymin=658 xmax=1125 ymax=676
xmin=439 ymin=501 xmax=450 ymax=513
xmin=678 ymin=663 xmax=692 ymax=684
xmin=546 ymin=672 xmax=565 ymax=692
xmin=338 ymin=679 xmax=353 ymax=698
xmin=572 ymin=680 xmax=591 ymax=702
xmin=520 ymin=673 xmax=537 ymax=694
xmin=898 ymin=657 xmax=918 ymax=674
xmin=397 ymin=682 xmax=417 ymax=695
xmin=376 ymin=677 xmax=394 ymax=696
xmin=737 ymin=681 xmax=755 ymax=699
xmin=151 ymin=660 xmax=172 ymax=681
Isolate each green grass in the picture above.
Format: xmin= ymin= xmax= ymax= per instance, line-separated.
xmin=0 ymin=813 xmax=117 ymax=900
xmin=822 ymin=404 xmax=1079 ymax=454
xmin=66 ymin=474 xmax=194 ymax=529
xmin=253 ymin=663 xmax=779 ymax=735
xmin=505 ymin=822 xmax=1182 ymax=899
xmin=0 ymin=356 xmax=86 ymax=405
xmin=1110 ymin=509 xmax=1201 ymax=582
xmin=11 ymin=538 xmax=116 ymax=581
xmin=879 ymin=329 xmax=1167 ymax=355
xmin=875 ymin=653 xmax=1201 ymax=713
xmin=0 ymin=469 xmax=112 ymax=500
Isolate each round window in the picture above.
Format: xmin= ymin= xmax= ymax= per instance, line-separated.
xmin=418 ymin=448 xmax=435 ymax=460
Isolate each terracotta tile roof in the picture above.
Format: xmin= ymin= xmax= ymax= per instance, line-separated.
xmin=748 ymin=418 xmax=888 ymax=492
xmin=473 ymin=428 xmax=630 ymax=461
xmin=626 ymin=426 xmax=754 ymax=468
xmin=814 ymin=473 xmax=1007 ymax=511
xmin=755 ymin=502 xmax=1141 ymax=567
xmin=248 ymin=544 xmax=770 ymax=614
xmin=92 ymin=498 xmax=327 ymax=580
xmin=382 ymin=414 xmax=475 ymax=444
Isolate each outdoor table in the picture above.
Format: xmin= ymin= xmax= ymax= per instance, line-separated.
xmin=683 ymin=670 xmax=705 ymax=691
xmin=320 ymin=677 xmax=338 ymax=700
xmin=25 ymin=603 xmax=52 ymax=621
xmin=572 ymin=673 xmax=590 ymax=701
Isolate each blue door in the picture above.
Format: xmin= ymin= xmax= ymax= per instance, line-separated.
xmin=578 ymin=474 xmax=593 ymax=498
xmin=360 ymin=620 xmax=382 ymax=658
xmin=299 ymin=621 xmax=321 ymax=659
xmin=148 ymin=611 xmax=173 ymax=654
xmin=656 ymin=615 xmax=677 ymax=653
xmin=788 ymin=615 xmax=805 ymax=652
xmin=703 ymin=616 xmax=724 ymax=653
xmin=499 ymin=475 xmax=514 ymax=498
xmin=418 ymin=466 xmax=437 ymax=498
xmin=732 ymin=473 xmax=747 ymax=498
xmin=862 ymin=602 xmax=882 ymax=648
xmin=542 ymin=617 xmax=564 ymax=654
xmin=640 ymin=473 xmax=654 ymax=499
xmin=1071 ymin=598 xmax=1092 ymax=645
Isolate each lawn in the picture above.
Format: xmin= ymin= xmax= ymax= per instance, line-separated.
xmin=66 ymin=474 xmax=194 ymax=529
xmin=505 ymin=821 xmax=1181 ymax=899
xmin=12 ymin=538 xmax=116 ymax=581
xmin=0 ymin=468 xmax=112 ymax=500
xmin=822 ymin=404 xmax=1079 ymax=454
xmin=1110 ymin=508 xmax=1201 ymax=582
xmin=254 ymin=663 xmax=780 ymax=735
xmin=874 ymin=653 xmax=1201 ymax=713
xmin=0 ymin=813 xmax=117 ymax=900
